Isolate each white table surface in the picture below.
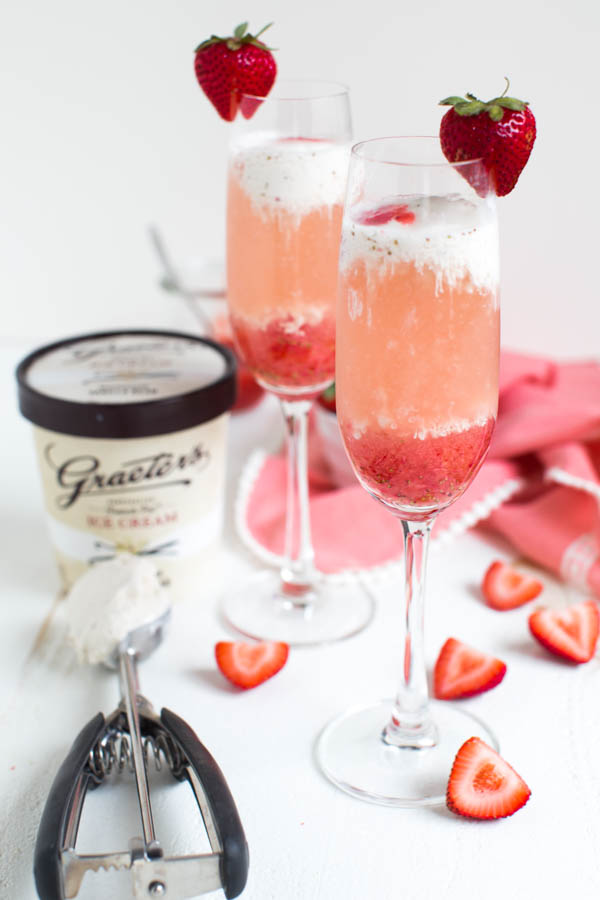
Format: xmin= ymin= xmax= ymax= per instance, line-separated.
xmin=2 ymin=340 xmax=600 ymax=900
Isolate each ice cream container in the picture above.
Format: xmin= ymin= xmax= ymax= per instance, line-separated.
xmin=16 ymin=330 xmax=236 ymax=596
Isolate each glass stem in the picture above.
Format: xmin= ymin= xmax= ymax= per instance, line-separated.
xmin=383 ymin=516 xmax=438 ymax=749
xmin=279 ymin=399 xmax=317 ymax=608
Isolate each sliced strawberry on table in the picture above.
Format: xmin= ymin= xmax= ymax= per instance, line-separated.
xmin=528 ymin=601 xmax=599 ymax=663
xmin=439 ymin=78 xmax=536 ymax=196
xmin=434 ymin=638 xmax=506 ymax=700
xmin=215 ymin=640 xmax=289 ymax=689
xmin=482 ymin=560 xmax=543 ymax=611
xmin=194 ymin=22 xmax=277 ymax=122
xmin=447 ymin=737 xmax=531 ymax=819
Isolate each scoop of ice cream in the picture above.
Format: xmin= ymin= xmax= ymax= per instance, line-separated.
xmin=64 ymin=554 xmax=170 ymax=665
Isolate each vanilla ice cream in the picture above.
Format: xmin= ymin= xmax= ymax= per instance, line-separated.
xmin=64 ymin=553 xmax=170 ymax=665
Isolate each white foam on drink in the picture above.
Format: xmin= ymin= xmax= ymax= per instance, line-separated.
xmin=339 ymin=194 xmax=499 ymax=295
xmin=411 ymin=414 xmax=492 ymax=440
xmin=230 ymin=134 xmax=349 ymax=217
xmin=232 ymin=304 xmax=330 ymax=331
xmin=349 ymin=412 xmax=493 ymax=441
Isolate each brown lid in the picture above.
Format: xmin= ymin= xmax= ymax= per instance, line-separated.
xmin=16 ymin=329 xmax=236 ymax=438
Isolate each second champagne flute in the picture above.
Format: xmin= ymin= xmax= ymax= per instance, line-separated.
xmin=223 ymin=80 xmax=373 ymax=644
xmin=318 ymin=137 xmax=501 ymax=805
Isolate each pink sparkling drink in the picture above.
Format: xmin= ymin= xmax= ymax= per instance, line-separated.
xmin=337 ymin=194 xmax=500 ymax=515
xmin=318 ymin=139 xmax=502 ymax=808
xmin=227 ymin=136 xmax=349 ymax=395
xmin=221 ymin=85 xmax=373 ymax=648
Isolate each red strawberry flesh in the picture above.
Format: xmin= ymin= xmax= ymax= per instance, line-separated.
xmin=528 ymin=601 xmax=599 ymax=663
xmin=434 ymin=637 xmax=506 ymax=700
xmin=356 ymin=203 xmax=416 ymax=226
xmin=447 ymin=737 xmax=531 ymax=819
xmin=482 ymin=561 xmax=543 ymax=611
xmin=239 ymin=95 xmax=265 ymax=120
xmin=215 ymin=640 xmax=289 ymax=689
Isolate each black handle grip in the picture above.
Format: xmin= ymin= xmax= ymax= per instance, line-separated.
xmin=33 ymin=712 xmax=106 ymax=900
xmin=161 ymin=707 xmax=249 ymax=899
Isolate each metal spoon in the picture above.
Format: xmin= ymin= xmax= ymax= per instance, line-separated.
xmin=148 ymin=225 xmax=223 ymax=333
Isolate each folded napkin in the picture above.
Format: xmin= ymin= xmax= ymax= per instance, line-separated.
xmin=237 ymin=352 xmax=600 ymax=591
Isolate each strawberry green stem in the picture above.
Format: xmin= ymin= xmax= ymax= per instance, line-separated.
xmin=439 ymin=79 xmax=528 ymax=119
xmin=196 ymin=22 xmax=275 ymax=53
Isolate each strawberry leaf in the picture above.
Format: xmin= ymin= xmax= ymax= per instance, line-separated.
xmin=195 ymin=34 xmax=220 ymax=51
xmin=497 ymin=97 xmax=528 ymax=111
xmin=438 ymin=82 xmax=530 ymax=119
xmin=439 ymin=95 xmax=467 ymax=106
xmin=233 ymin=22 xmax=249 ymax=39
xmin=454 ymin=100 xmax=486 ymax=116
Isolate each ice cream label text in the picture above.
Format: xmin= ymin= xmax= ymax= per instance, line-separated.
xmin=43 ymin=442 xmax=211 ymax=509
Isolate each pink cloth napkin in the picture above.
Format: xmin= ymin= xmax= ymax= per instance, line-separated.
xmin=239 ymin=352 xmax=600 ymax=591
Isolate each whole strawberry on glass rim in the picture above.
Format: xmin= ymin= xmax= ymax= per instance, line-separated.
xmin=194 ymin=22 xmax=277 ymax=122
xmin=439 ymin=78 xmax=536 ymax=196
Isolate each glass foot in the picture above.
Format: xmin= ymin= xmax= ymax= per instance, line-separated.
xmin=317 ymin=698 xmax=499 ymax=807
xmin=221 ymin=569 xmax=374 ymax=646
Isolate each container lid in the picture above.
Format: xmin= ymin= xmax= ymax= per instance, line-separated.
xmin=16 ymin=330 xmax=237 ymax=438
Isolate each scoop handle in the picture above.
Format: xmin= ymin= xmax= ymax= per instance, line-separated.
xmin=33 ymin=712 xmax=106 ymax=900
xmin=160 ymin=707 xmax=249 ymax=899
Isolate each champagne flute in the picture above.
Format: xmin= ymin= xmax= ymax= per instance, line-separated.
xmin=223 ymin=80 xmax=373 ymax=644
xmin=317 ymin=136 xmax=500 ymax=804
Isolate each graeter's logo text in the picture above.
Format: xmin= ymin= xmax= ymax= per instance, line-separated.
xmin=44 ymin=443 xmax=210 ymax=509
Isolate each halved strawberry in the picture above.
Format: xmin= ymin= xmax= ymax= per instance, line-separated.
xmin=355 ymin=203 xmax=416 ymax=226
xmin=215 ymin=641 xmax=289 ymax=689
xmin=434 ymin=638 xmax=506 ymax=700
xmin=447 ymin=737 xmax=531 ymax=819
xmin=528 ymin=601 xmax=599 ymax=663
xmin=482 ymin=561 xmax=543 ymax=610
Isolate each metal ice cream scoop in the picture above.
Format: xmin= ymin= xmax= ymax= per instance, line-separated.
xmin=34 ymin=606 xmax=249 ymax=900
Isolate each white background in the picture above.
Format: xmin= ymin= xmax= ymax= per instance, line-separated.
xmin=2 ymin=0 xmax=599 ymax=357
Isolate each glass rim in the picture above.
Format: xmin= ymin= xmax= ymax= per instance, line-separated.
xmin=351 ymin=136 xmax=485 ymax=169
xmin=239 ymin=78 xmax=349 ymax=102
